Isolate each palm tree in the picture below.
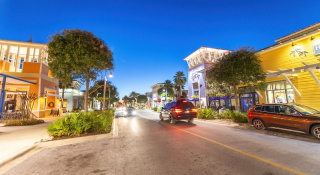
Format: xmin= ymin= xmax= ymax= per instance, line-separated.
xmin=163 ymin=80 xmax=173 ymax=101
xmin=173 ymin=71 xmax=187 ymax=97
xmin=191 ymin=95 xmax=199 ymax=107
xmin=129 ymin=91 xmax=139 ymax=105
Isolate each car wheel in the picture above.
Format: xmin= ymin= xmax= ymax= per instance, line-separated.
xmin=311 ymin=125 xmax=320 ymax=140
xmin=188 ymin=118 xmax=194 ymax=123
xmin=253 ymin=119 xmax=265 ymax=130
xmin=169 ymin=115 xmax=175 ymax=124
xmin=159 ymin=114 xmax=163 ymax=121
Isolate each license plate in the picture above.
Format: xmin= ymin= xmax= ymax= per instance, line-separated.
xmin=185 ymin=111 xmax=189 ymax=113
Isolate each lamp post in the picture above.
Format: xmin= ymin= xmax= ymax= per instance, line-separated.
xmin=163 ymin=88 xmax=167 ymax=105
xmin=103 ymin=70 xmax=113 ymax=111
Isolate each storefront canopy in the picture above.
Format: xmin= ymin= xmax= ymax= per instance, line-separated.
xmin=221 ymin=95 xmax=234 ymax=99
xmin=209 ymin=97 xmax=220 ymax=101
xmin=0 ymin=73 xmax=36 ymax=85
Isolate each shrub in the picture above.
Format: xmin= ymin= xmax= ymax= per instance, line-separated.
xmin=230 ymin=111 xmax=248 ymax=123
xmin=217 ymin=109 xmax=232 ymax=119
xmin=47 ymin=110 xmax=114 ymax=137
xmin=5 ymin=118 xmax=43 ymax=126
xmin=197 ymin=108 xmax=216 ymax=119
xmin=157 ymin=108 xmax=160 ymax=113
xmin=153 ymin=107 xmax=157 ymax=111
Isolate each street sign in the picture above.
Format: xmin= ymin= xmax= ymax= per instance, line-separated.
xmin=158 ymin=98 xmax=161 ymax=103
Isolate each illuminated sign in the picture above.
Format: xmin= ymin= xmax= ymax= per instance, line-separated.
xmin=313 ymin=44 xmax=320 ymax=56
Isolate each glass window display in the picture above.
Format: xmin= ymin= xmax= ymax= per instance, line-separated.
xmin=266 ymin=80 xmax=295 ymax=104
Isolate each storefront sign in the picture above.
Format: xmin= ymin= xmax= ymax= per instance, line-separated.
xmin=290 ymin=48 xmax=308 ymax=57
xmin=313 ymin=44 xmax=320 ymax=56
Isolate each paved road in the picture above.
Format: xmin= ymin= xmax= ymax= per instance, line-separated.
xmin=4 ymin=110 xmax=320 ymax=175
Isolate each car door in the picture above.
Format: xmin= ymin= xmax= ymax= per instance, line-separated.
xmin=274 ymin=106 xmax=304 ymax=130
xmin=260 ymin=105 xmax=277 ymax=126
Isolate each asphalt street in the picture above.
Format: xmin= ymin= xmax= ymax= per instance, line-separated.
xmin=4 ymin=110 xmax=320 ymax=175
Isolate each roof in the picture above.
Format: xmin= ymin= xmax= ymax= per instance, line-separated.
xmin=183 ymin=46 xmax=232 ymax=61
xmin=0 ymin=39 xmax=46 ymax=47
xmin=275 ymin=22 xmax=320 ymax=43
xmin=0 ymin=73 xmax=36 ymax=84
xmin=258 ymin=22 xmax=320 ymax=53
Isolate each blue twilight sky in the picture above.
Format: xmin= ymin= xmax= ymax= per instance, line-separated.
xmin=1 ymin=0 xmax=320 ymax=98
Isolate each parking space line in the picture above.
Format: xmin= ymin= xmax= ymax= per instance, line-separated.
xmin=138 ymin=114 xmax=305 ymax=175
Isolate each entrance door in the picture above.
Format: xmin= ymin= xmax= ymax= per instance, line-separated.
xmin=241 ymin=98 xmax=253 ymax=112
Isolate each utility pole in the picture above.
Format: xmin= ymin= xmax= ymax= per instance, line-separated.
xmin=103 ymin=71 xmax=106 ymax=111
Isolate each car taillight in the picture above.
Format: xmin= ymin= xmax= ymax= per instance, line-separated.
xmin=183 ymin=100 xmax=187 ymax=103
xmin=248 ymin=111 xmax=253 ymax=118
xmin=191 ymin=108 xmax=197 ymax=113
xmin=174 ymin=108 xmax=183 ymax=113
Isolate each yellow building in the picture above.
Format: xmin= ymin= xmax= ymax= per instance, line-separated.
xmin=256 ymin=22 xmax=320 ymax=111
xmin=0 ymin=38 xmax=59 ymax=118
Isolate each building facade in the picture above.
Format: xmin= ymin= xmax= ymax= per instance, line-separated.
xmin=256 ymin=22 xmax=320 ymax=111
xmin=184 ymin=46 xmax=231 ymax=108
xmin=0 ymin=39 xmax=59 ymax=118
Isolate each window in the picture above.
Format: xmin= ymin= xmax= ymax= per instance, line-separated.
xmin=254 ymin=106 xmax=262 ymax=111
xmin=171 ymin=102 xmax=177 ymax=108
xmin=266 ymin=80 xmax=295 ymax=104
xmin=164 ymin=103 xmax=169 ymax=109
xmin=262 ymin=106 xmax=275 ymax=113
xmin=194 ymin=90 xmax=199 ymax=96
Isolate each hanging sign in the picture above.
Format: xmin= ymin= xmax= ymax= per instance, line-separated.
xmin=313 ymin=44 xmax=320 ymax=56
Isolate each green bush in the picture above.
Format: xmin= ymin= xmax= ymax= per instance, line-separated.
xmin=217 ymin=109 xmax=232 ymax=119
xmin=197 ymin=108 xmax=216 ymax=119
xmin=5 ymin=118 xmax=42 ymax=126
xmin=47 ymin=110 xmax=114 ymax=137
xmin=157 ymin=108 xmax=160 ymax=113
xmin=153 ymin=107 xmax=157 ymax=111
xmin=230 ymin=111 xmax=248 ymax=123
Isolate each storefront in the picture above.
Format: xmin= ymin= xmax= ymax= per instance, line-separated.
xmin=257 ymin=22 xmax=320 ymax=110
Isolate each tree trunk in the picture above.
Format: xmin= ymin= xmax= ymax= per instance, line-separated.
xmin=84 ymin=69 xmax=90 ymax=113
xmin=100 ymin=102 xmax=102 ymax=111
xmin=62 ymin=87 xmax=65 ymax=108
xmin=233 ymin=85 xmax=239 ymax=111
xmin=180 ymin=84 xmax=182 ymax=98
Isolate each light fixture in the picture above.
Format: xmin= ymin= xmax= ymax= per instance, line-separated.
xmin=311 ymin=36 xmax=315 ymax=40
xmin=292 ymin=42 xmax=296 ymax=46
xmin=109 ymin=72 xmax=113 ymax=78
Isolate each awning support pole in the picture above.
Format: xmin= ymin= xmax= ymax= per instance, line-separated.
xmin=0 ymin=76 xmax=7 ymax=118
xmin=255 ymin=91 xmax=263 ymax=99
xmin=306 ymin=68 xmax=320 ymax=88
xmin=282 ymin=74 xmax=301 ymax=97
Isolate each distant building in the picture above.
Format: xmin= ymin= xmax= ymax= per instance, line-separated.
xmin=150 ymin=83 xmax=178 ymax=108
xmin=184 ymin=46 xmax=231 ymax=108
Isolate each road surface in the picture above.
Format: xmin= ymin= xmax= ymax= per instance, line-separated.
xmin=4 ymin=110 xmax=320 ymax=175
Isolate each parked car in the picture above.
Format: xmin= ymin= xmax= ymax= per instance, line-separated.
xmin=248 ymin=103 xmax=320 ymax=139
xmin=126 ymin=107 xmax=137 ymax=116
xmin=160 ymin=99 xmax=197 ymax=124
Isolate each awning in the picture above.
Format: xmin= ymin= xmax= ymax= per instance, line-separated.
xmin=0 ymin=73 xmax=36 ymax=85
xmin=266 ymin=61 xmax=320 ymax=98
xmin=209 ymin=97 xmax=220 ymax=101
xmin=221 ymin=95 xmax=234 ymax=99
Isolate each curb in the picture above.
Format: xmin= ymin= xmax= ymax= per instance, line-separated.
xmin=0 ymin=118 xmax=118 ymax=174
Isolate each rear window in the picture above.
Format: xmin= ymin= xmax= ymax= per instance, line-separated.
xmin=254 ymin=106 xmax=262 ymax=111
xmin=177 ymin=101 xmax=194 ymax=108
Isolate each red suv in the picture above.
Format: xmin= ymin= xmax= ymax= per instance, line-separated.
xmin=248 ymin=103 xmax=320 ymax=140
xmin=160 ymin=99 xmax=197 ymax=124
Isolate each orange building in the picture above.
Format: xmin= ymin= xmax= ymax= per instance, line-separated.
xmin=0 ymin=39 xmax=59 ymax=118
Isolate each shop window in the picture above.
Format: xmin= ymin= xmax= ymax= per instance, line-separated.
xmin=266 ymin=80 xmax=295 ymax=104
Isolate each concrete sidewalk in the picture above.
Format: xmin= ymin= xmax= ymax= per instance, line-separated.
xmin=0 ymin=118 xmax=58 ymax=165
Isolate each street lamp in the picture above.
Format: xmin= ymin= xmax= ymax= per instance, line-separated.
xmin=103 ymin=70 xmax=113 ymax=111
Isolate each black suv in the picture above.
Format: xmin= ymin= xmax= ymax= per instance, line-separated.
xmin=160 ymin=99 xmax=197 ymax=124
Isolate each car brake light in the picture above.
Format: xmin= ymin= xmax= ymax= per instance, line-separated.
xmin=191 ymin=108 xmax=197 ymax=113
xmin=174 ymin=108 xmax=183 ymax=113
xmin=183 ymin=100 xmax=187 ymax=103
